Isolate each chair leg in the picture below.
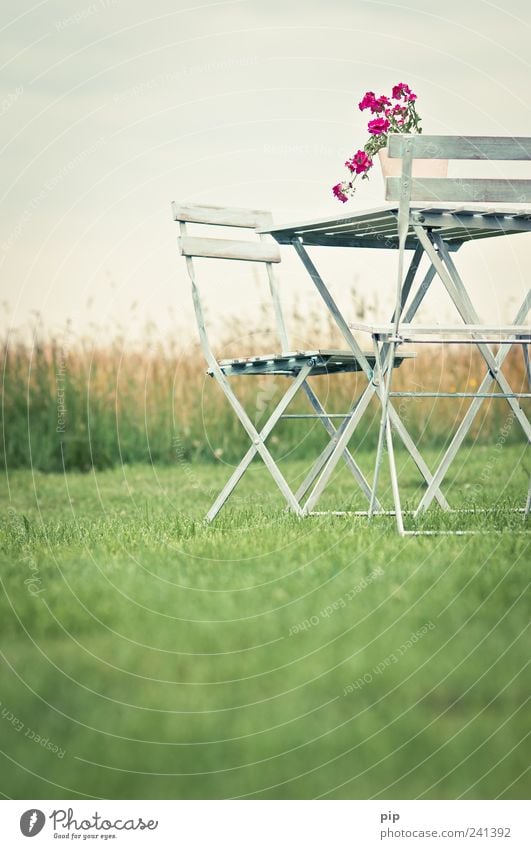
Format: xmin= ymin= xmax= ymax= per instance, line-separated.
xmin=301 ymin=374 xmax=449 ymax=516
xmin=206 ymin=442 xmax=259 ymax=522
xmin=299 ymin=381 xmax=382 ymax=510
xmin=418 ymin=230 xmax=531 ymax=440
xmin=524 ymin=342 xmax=531 ymax=520
xmin=294 ymin=403 xmax=363 ymax=504
xmin=205 ymin=363 xmax=313 ymax=520
xmin=414 ymin=295 xmax=531 ymax=515
xmin=302 ymin=387 xmax=378 ymax=514
xmin=386 ymin=416 xmax=405 ymax=535
xmin=368 ymin=336 xmax=388 ymax=518
xmin=370 ymin=337 xmax=404 ymax=532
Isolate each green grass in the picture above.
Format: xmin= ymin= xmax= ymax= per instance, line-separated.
xmin=0 ymin=445 xmax=529 ymax=799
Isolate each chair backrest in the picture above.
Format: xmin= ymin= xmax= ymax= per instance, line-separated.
xmin=172 ymin=202 xmax=289 ymax=363
xmin=385 ymin=134 xmax=531 ymax=204
xmin=173 ymin=202 xmax=281 ymax=263
xmin=383 ymin=135 xmax=531 ymax=333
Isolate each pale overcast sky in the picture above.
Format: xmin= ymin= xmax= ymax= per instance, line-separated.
xmin=1 ymin=0 xmax=531 ymax=344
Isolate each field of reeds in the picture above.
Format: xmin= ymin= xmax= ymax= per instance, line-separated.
xmin=2 ymin=313 xmax=529 ymax=473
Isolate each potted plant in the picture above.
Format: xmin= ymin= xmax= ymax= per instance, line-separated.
xmin=332 ymin=82 xmax=447 ymax=203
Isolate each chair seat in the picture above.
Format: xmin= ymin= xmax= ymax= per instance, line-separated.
xmin=351 ymin=322 xmax=531 ymax=342
xmin=209 ymin=349 xmax=415 ymax=377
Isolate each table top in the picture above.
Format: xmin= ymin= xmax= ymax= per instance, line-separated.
xmin=259 ymin=204 xmax=531 ymax=250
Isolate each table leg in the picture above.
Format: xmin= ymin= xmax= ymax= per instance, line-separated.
xmin=292 ymin=239 xmax=450 ymax=513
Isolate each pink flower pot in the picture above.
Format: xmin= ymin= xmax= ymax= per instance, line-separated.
xmin=378 ymin=147 xmax=448 ymax=178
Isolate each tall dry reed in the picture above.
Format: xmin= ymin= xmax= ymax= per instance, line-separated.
xmin=1 ymin=314 xmax=528 ymax=472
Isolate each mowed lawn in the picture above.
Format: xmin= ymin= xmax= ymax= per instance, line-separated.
xmin=0 ymin=444 xmax=529 ymax=800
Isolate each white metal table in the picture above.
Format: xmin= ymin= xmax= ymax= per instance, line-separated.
xmin=260 ymin=203 xmax=531 ymax=524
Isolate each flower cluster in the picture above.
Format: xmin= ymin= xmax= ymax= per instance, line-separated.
xmin=332 ymin=82 xmax=421 ymax=203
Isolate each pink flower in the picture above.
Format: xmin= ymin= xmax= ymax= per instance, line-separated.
xmin=332 ymin=182 xmax=349 ymax=203
xmin=373 ymin=95 xmax=391 ymax=113
xmin=333 ymin=81 xmax=421 ymax=203
xmin=391 ymin=104 xmax=407 ymax=116
xmin=358 ymin=91 xmax=377 ymax=111
xmin=367 ymin=117 xmax=390 ymax=135
xmin=345 ymin=149 xmax=373 ymax=174
xmin=359 ymin=92 xmax=392 ymax=114
xmin=392 ymin=82 xmax=417 ymax=102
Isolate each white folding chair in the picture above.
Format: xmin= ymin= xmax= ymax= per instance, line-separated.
xmin=354 ymin=135 xmax=531 ymax=534
xmin=172 ymin=202 xmax=411 ymax=520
